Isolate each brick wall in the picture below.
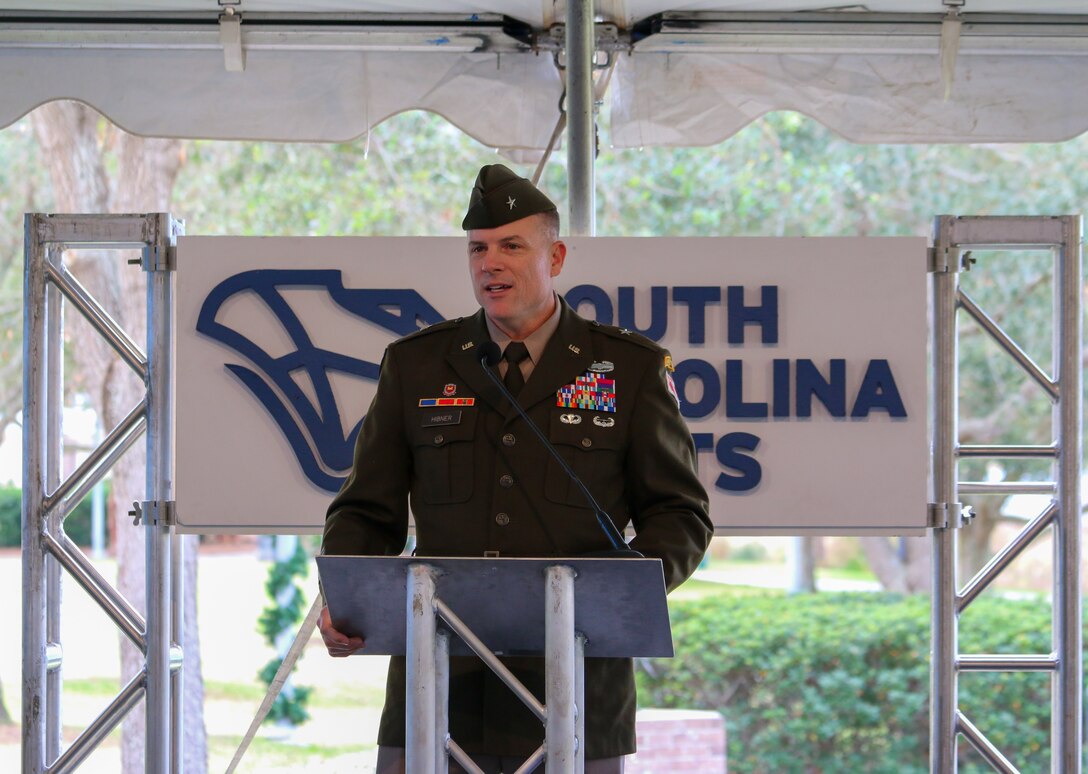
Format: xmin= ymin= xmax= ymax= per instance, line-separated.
xmin=627 ymin=708 xmax=727 ymax=773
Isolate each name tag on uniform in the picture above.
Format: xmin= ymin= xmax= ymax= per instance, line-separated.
xmin=422 ymin=411 xmax=462 ymax=427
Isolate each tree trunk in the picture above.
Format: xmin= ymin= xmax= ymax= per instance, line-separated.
xmin=788 ymin=535 xmax=818 ymax=593
xmin=860 ymin=535 xmax=931 ymax=594
xmin=31 ymin=101 xmax=207 ymax=774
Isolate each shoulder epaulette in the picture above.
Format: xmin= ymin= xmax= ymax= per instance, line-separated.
xmin=395 ymin=317 xmax=463 ymax=345
xmin=588 ymin=319 xmax=664 ymax=353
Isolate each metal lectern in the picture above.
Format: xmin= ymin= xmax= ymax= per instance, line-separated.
xmin=316 ymin=556 xmax=673 ymax=774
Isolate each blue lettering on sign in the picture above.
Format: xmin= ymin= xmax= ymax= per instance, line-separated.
xmin=725 ymin=360 xmax=768 ymax=418
xmin=693 ymin=432 xmax=763 ymax=493
xmin=618 ymin=286 xmax=668 ymax=341
xmin=674 ymin=357 xmax=905 ymax=421
xmin=674 ymin=359 xmax=720 ymax=419
xmin=565 ymin=284 xmax=614 ymax=324
xmin=796 ymin=359 xmax=847 ymax=418
xmin=727 ymin=285 xmax=778 ymax=344
xmin=673 ymin=286 xmax=721 ymax=344
xmin=197 ymin=269 xmax=445 ymax=493
xmin=851 ymin=359 xmax=908 ymax=418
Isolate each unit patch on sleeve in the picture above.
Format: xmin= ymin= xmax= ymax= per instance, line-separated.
xmin=557 ymin=372 xmax=616 ymax=413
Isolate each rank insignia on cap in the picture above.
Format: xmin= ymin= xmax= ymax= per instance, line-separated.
xmin=589 ymin=360 xmax=614 ymax=373
xmin=420 ymin=398 xmax=475 ymax=407
xmin=556 ymin=372 xmax=616 ymax=413
xmin=443 ymin=384 xmax=457 ymax=397
xmin=461 ymin=164 xmax=557 ymax=230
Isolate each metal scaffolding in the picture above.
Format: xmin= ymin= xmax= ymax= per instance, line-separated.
xmin=930 ymin=215 xmax=1083 ymax=774
xmin=22 ymin=213 xmax=184 ymax=773
xmin=21 ymin=213 xmax=1084 ymax=772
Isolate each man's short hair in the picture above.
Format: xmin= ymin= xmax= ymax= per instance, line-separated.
xmin=537 ymin=208 xmax=560 ymax=242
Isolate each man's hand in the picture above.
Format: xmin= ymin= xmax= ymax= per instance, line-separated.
xmin=318 ymin=605 xmax=365 ymax=657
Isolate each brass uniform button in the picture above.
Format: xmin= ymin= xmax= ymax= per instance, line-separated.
xmin=581 ymin=437 xmax=592 ymax=448
xmin=502 ymin=433 xmax=516 ymax=447
xmin=499 ymin=474 xmax=514 ymax=488
xmin=433 ymin=434 xmax=444 ymax=445
xmin=495 ymin=512 xmax=510 ymax=526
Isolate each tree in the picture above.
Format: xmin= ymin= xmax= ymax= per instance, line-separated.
xmin=167 ymin=109 xmax=1088 ymax=593
xmin=30 ymin=101 xmax=207 ymax=773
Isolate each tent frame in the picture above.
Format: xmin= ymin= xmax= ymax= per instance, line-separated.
xmin=16 ymin=1 xmax=1084 ymax=769
xmin=22 ymin=214 xmax=1083 ymax=773
xmin=930 ymin=215 xmax=1082 ymax=774
xmin=22 ymin=213 xmax=184 ymax=773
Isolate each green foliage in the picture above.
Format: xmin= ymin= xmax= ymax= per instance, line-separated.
xmin=0 ymin=484 xmax=109 ymax=548
xmin=0 ymin=120 xmax=51 ymax=429
xmin=729 ymin=542 xmax=769 ymax=563
xmin=257 ymin=538 xmax=312 ymax=726
xmin=257 ymin=659 xmax=313 ymax=726
xmin=639 ymin=592 xmax=1074 ymax=773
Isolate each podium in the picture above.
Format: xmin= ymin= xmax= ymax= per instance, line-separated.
xmin=316 ymin=556 xmax=673 ymax=774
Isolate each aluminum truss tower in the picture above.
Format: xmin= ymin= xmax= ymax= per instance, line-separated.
xmin=930 ymin=215 xmax=1083 ymax=773
xmin=23 ymin=213 xmax=184 ymax=773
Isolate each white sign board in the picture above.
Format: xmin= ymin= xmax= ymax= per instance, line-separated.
xmin=176 ymin=236 xmax=928 ymax=535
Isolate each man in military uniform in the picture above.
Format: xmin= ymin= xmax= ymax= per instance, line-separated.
xmin=319 ymin=164 xmax=712 ymax=773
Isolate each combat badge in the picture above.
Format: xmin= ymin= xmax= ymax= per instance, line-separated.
xmin=589 ymin=360 xmax=614 ymax=373
xmin=593 ymin=416 xmax=615 ymax=428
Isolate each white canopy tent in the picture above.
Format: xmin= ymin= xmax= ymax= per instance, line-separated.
xmin=0 ymin=1 xmax=1085 ymax=151
xmin=13 ymin=3 xmax=1087 ymax=774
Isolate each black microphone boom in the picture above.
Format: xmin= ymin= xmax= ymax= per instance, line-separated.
xmin=479 ymin=343 xmax=641 ymax=558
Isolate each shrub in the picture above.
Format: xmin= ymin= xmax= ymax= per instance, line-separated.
xmin=638 ymin=592 xmax=1075 ymax=773
xmin=0 ymin=484 xmax=110 ymax=548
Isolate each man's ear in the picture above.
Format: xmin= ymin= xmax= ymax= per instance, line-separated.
xmin=550 ymin=240 xmax=567 ymax=277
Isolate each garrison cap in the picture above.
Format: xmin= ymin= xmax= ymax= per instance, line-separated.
xmin=461 ymin=163 xmax=557 ymax=230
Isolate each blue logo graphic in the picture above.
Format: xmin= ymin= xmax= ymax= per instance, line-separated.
xmin=197 ymin=269 xmax=445 ymax=492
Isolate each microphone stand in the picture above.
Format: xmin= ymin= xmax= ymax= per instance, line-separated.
xmin=479 ymin=344 xmax=642 ymax=559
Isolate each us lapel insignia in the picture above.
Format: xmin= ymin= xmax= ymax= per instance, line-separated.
xmin=589 ymin=360 xmax=614 ymax=373
xmin=556 ymin=372 xmax=616 ymax=413
xmin=560 ymin=413 xmax=582 ymax=425
xmin=461 ymin=341 xmax=474 ymax=351
xmin=568 ymin=344 xmax=581 ymax=354
xmin=593 ymin=416 xmax=615 ymax=428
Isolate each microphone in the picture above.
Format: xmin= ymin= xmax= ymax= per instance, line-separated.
xmin=479 ymin=341 xmax=642 ymax=558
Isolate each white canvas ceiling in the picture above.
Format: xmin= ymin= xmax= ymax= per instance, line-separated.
xmin=0 ymin=2 xmax=1085 ymax=148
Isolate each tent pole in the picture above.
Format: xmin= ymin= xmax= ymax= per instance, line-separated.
xmin=566 ymin=0 xmax=595 ymax=236
xmin=22 ymin=215 xmax=49 ymax=773
xmin=1053 ymin=216 xmax=1082 ymax=773
xmin=145 ymin=215 xmax=181 ymax=773
xmin=930 ymin=217 xmax=959 ymax=774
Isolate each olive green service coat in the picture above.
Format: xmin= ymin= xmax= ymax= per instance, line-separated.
xmin=322 ymin=298 xmax=712 ymax=760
